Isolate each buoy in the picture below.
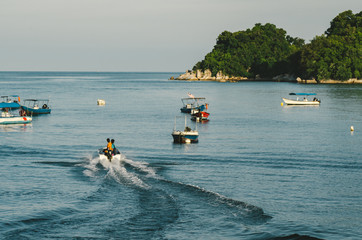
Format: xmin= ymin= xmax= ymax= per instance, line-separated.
xmin=97 ymin=99 xmax=106 ymax=106
xmin=350 ymin=126 xmax=354 ymax=131
xmin=281 ymin=102 xmax=284 ymax=106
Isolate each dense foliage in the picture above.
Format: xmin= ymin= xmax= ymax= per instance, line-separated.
xmin=300 ymin=10 xmax=361 ymax=80
xmin=193 ymin=10 xmax=361 ymax=81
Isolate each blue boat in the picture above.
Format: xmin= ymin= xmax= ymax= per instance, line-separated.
xmin=0 ymin=95 xmax=21 ymax=109
xmin=21 ymin=99 xmax=51 ymax=115
xmin=180 ymin=97 xmax=207 ymax=113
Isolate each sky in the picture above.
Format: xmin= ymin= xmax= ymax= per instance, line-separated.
xmin=0 ymin=0 xmax=360 ymax=72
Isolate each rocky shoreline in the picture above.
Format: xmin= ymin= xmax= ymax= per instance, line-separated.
xmin=170 ymin=69 xmax=362 ymax=84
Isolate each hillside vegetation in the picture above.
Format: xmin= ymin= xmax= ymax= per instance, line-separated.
xmin=193 ymin=10 xmax=361 ymax=81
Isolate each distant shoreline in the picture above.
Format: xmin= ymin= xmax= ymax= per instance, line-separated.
xmin=170 ymin=70 xmax=362 ymax=84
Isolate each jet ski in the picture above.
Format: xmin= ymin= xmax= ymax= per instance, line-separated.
xmin=98 ymin=148 xmax=121 ymax=161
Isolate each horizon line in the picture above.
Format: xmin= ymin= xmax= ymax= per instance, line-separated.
xmin=0 ymin=70 xmax=184 ymax=73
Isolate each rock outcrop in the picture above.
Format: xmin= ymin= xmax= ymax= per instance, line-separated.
xmin=171 ymin=69 xmax=361 ymax=84
xmin=296 ymin=77 xmax=362 ymax=84
xmin=174 ymin=69 xmax=248 ymax=82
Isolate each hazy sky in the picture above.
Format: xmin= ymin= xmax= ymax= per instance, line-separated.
xmin=0 ymin=0 xmax=360 ymax=72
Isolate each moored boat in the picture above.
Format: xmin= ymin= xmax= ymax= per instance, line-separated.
xmin=0 ymin=104 xmax=32 ymax=124
xmin=190 ymin=104 xmax=210 ymax=122
xmin=282 ymin=93 xmax=321 ymax=105
xmin=172 ymin=116 xmax=199 ymax=143
xmin=180 ymin=94 xmax=208 ymax=113
xmin=21 ymin=99 xmax=51 ymax=115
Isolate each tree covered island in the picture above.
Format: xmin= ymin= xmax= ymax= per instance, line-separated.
xmin=175 ymin=10 xmax=361 ymax=83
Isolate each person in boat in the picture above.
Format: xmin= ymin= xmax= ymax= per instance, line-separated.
xmin=107 ymin=138 xmax=112 ymax=150
xmin=103 ymin=138 xmax=113 ymax=159
xmin=111 ymin=139 xmax=117 ymax=156
xmin=19 ymin=109 xmax=26 ymax=116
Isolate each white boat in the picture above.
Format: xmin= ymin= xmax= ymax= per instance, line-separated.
xmin=172 ymin=116 xmax=199 ymax=143
xmin=98 ymin=148 xmax=122 ymax=161
xmin=0 ymin=104 xmax=32 ymax=124
xmin=172 ymin=129 xmax=199 ymax=143
xmin=0 ymin=115 xmax=32 ymax=124
xmin=282 ymin=93 xmax=321 ymax=105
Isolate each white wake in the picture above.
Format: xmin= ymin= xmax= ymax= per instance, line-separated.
xmin=83 ymin=153 xmax=157 ymax=190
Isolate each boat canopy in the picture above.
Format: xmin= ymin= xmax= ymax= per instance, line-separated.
xmin=181 ymin=97 xmax=206 ymax=103
xmin=181 ymin=97 xmax=205 ymax=99
xmin=0 ymin=102 xmax=20 ymax=109
xmin=289 ymin=93 xmax=316 ymax=96
xmin=1 ymin=95 xmax=19 ymax=98
xmin=23 ymin=99 xmax=49 ymax=102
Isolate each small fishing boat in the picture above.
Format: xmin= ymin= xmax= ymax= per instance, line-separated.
xmin=190 ymin=103 xmax=210 ymax=122
xmin=282 ymin=93 xmax=321 ymax=105
xmin=98 ymin=148 xmax=122 ymax=161
xmin=172 ymin=116 xmax=199 ymax=143
xmin=191 ymin=108 xmax=210 ymax=122
xmin=1 ymin=95 xmax=21 ymax=109
xmin=21 ymin=99 xmax=51 ymax=115
xmin=0 ymin=104 xmax=32 ymax=124
xmin=180 ymin=94 xmax=208 ymax=113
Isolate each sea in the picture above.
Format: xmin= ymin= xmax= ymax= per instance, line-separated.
xmin=0 ymin=71 xmax=361 ymax=240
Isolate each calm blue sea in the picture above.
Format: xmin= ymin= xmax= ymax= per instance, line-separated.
xmin=0 ymin=72 xmax=361 ymax=240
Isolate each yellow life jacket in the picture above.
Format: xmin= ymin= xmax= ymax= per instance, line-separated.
xmin=107 ymin=142 xmax=113 ymax=151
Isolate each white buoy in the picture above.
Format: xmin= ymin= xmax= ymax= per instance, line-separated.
xmin=97 ymin=99 xmax=106 ymax=105
xmin=350 ymin=126 xmax=354 ymax=131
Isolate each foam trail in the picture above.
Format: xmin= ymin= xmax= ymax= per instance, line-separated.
xmin=82 ymin=155 xmax=101 ymax=178
xmin=106 ymin=157 xmax=150 ymax=189
xmin=124 ymin=158 xmax=157 ymax=178
xmin=84 ymin=153 xmax=150 ymax=189
xmin=82 ymin=153 xmax=268 ymax=221
xmin=160 ymin=179 xmax=270 ymax=220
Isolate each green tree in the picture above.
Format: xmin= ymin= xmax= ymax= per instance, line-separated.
xmin=193 ymin=23 xmax=303 ymax=78
xmin=193 ymin=10 xmax=361 ymax=81
xmin=300 ymin=10 xmax=361 ymax=80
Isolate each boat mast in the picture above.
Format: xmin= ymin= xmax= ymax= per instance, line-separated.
xmin=174 ymin=116 xmax=176 ymax=131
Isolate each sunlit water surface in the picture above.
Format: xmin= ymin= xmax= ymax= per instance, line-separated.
xmin=0 ymin=72 xmax=361 ymax=239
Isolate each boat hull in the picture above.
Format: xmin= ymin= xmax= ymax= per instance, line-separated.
xmin=180 ymin=107 xmax=192 ymax=113
xmin=99 ymin=154 xmax=121 ymax=161
xmin=282 ymin=98 xmax=320 ymax=105
xmin=21 ymin=105 xmax=51 ymax=115
xmin=191 ymin=111 xmax=210 ymax=122
xmin=172 ymin=130 xmax=199 ymax=143
xmin=98 ymin=149 xmax=122 ymax=161
xmin=191 ymin=116 xmax=209 ymax=122
xmin=0 ymin=116 xmax=32 ymax=124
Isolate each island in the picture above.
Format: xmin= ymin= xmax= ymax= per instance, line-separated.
xmin=172 ymin=10 xmax=361 ymax=84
